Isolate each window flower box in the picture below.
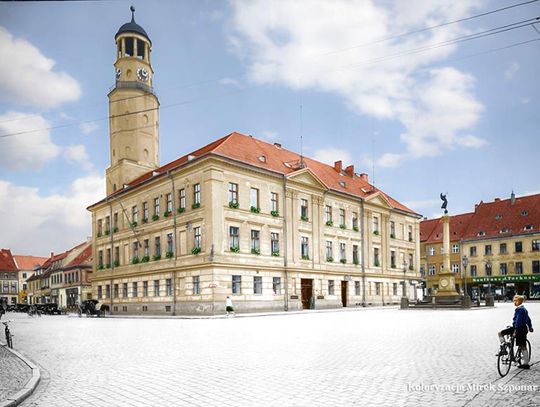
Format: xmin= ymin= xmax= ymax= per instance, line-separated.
xmin=340 ymin=259 xmax=347 ymax=264
xmin=326 ymin=257 xmax=334 ymax=262
xmin=251 ymin=248 xmax=260 ymax=255
xmin=270 ymin=210 xmax=279 ymax=217
xmin=390 ymin=233 xmax=396 ymax=239
xmin=97 ymin=232 xmax=102 ymax=237
xmin=229 ymin=201 xmax=239 ymax=209
xmin=105 ymin=230 xmax=110 ymax=236
xmin=152 ymin=214 xmax=160 ymax=221
xmin=250 ymin=206 xmax=260 ymax=214
xmin=325 ymin=220 xmax=333 ymax=227
xmin=192 ymin=203 xmax=201 ymax=209
xmin=166 ymin=251 xmax=174 ymax=258
xmin=152 ymin=254 xmax=161 ymax=261
xmin=340 ymin=224 xmax=346 ymax=229
xmin=230 ymin=246 xmax=240 ymax=253
xmin=300 ymin=215 xmax=309 ymax=222
xmin=177 ymin=207 xmax=185 ymax=214
xmin=97 ymin=264 xmax=104 ymax=270
xmin=373 ymin=230 xmax=379 ymax=235
xmin=113 ymin=260 xmax=120 ymax=267
xmin=191 ymin=247 xmax=201 ymax=255
xmin=353 ymin=260 xmax=359 ymax=266
xmin=374 ymin=260 xmax=380 ymax=267
xmin=132 ymin=257 xmax=140 ymax=264
xmin=271 ymin=251 xmax=280 ymax=257
xmin=353 ymin=226 xmax=359 ymax=232
xmin=164 ymin=211 xmax=171 ymax=218
xmin=141 ymin=255 xmax=150 ymax=263
xmin=131 ymin=221 xmax=138 ymax=227
xmin=113 ymin=227 xmax=119 ymax=233
xmin=302 ymin=255 xmax=310 ymax=261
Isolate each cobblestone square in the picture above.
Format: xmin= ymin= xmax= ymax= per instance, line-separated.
xmin=4 ymin=303 xmax=539 ymax=407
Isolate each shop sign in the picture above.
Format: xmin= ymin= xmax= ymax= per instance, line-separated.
xmin=472 ymin=274 xmax=540 ymax=284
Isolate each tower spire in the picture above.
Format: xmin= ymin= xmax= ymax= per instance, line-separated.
xmin=130 ymin=5 xmax=135 ymax=22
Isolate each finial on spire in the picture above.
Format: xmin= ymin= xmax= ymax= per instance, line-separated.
xmin=130 ymin=5 xmax=135 ymax=22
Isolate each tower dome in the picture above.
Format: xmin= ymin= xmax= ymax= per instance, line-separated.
xmin=115 ymin=6 xmax=151 ymax=44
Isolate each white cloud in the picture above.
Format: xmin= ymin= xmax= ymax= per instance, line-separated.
xmin=64 ymin=144 xmax=93 ymax=171
xmin=219 ymin=77 xmax=243 ymax=87
xmin=79 ymin=121 xmax=99 ymax=135
xmin=0 ymin=111 xmax=61 ymax=170
xmin=229 ymin=0 xmax=486 ymax=166
xmin=0 ymin=26 xmax=80 ymax=109
xmin=313 ymin=147 xmax=352 ymax=166
xmin=520 ymin=97 xmax=530 ymax=105
xmin=504 ymin=62 xmax=519 ymax=79
xmin=0 ymin=175 xmax=105 ymax=255
xmin=261 ymin=130 xmax=278 ymax=140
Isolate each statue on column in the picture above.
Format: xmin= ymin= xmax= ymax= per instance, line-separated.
xmin=440 ymin=193 xmax=448 ymax=214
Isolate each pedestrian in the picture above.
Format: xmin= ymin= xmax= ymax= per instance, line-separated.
xmin=225 ymin=296 xmax=235 ymax=317
xmin=497 ymin=295 xmax=534 ymax=369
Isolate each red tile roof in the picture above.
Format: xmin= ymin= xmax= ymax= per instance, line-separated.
xmin=13 ymin=255 xmax=48 ymax=270
xmin=90 ymin=132 xmax=417 ymax=215
xmin=420 ymin=213 xmax=475 ymax=244
xmin=65 ymin=244 xmax=92 ymax=268
xmin=0 ymin=249 xmax=17 ymax=271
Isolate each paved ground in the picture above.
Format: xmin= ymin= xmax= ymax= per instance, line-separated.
xmin=0 ymin=344 xmax=32 ymax=403
xmin=1 ymin=303 xmax=538 ymax=407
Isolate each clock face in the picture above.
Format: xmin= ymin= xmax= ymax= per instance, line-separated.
xmin=137 ymin=67 xmax=149 ymax=81
xmin=115 ymin=68 xmax=121 ymax=80
xmin=440 ymin=278 xmax=449 ymax=288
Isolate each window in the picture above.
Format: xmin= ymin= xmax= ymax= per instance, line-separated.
xmin=132 ymin=242 xmax=139 ymax=259
xmin=143 ymin=281 xmax=148 ymax=297
xmin=500 ymin=243 xmax=507 ymax=254
xmin=515 ymin=262 xmax=523 ymax=274
xmin=271 ymin=233 xmax=279 ymax=255
xmin=232 ymin=275 xmax=241 ymax=294
xmin=428 ymin=265 xmax=436 ymax=276
xmin=106 ymin=248 xmax=111 ymax=266
xmin=500 ymin=263 xmax=507 ymax=275
xmin=533 ymin=261 xmax=540 ymax=274
xmin=470 ymin=265 xmax=477 ymax=277
xmin=485 ymin=245 xmax=492 ymax=256
xmin=98 ymin=219 xmax=103 ymax=235
xmin=390 ymin=221 xmax=395 ymax=237
xmin=97 ymin=286 xmax=102 ymax=299
xmin=114 ymin=246 xmax=120 ymax=266
xmin=167 ymin=233 xmax=174 ymax=254
xmin=178 ymin=189 xmax=186 ymax=211
xmin=254 ymin=276 xmax=262 ymax=294
xmin=373 ymin=216 xmax=379 ymax=233
xmin=325 ymin=205 xmax=333 ymax=223
xmin=326 ymin=241 xmax=333 ymax=261
xmin=355 ymin=281 xmax=361 ymax=296
xmin=532 ymin=240 xmax=540 ymax=251
xmin=352 ymin=245 xmax=359 ymax=264
xmin=251 ymin=230 xmax=260 ymax=253
xmin=375 ymin=282 xmax=381 ymax=296
xmin=301 ymin=237 xmax=309 ymax=259
xmin=166 ymin=193 xmax=172 ymax=213
xmin=271 ymin=192 xmax=279 ymax=213
xmin=470 ymin=246 xmax=477 ymax=257
xmin=452 ymin=244 xmax=459 ymax=254
xmin=193 ymin=227 xmax=202 ymax=250
xmin=515 ymin=241 xmax=523 ymax=253
xmin=300 ymin=199 xmax=308 ymax=220
xmin=132 ymin=206 xmax=138 ymax=224
xmin=143 ymin=239 xmax=149 ymax=257
xmin=328 ymin=280 xmax=335 ymax=295
xmin=193 ymin=183 xmax=201 ymax=205
xmin=409 ymin=253 xmax=414 ymax=269
xmin=123 ymin=283 xmax=128 ymax=297
xmin=154 ymin=197 xmax=160 ymax=217
xmin=340 ymin=243 xmax=346 ymax=261
xmin=113 ymin=212 xmax=118 ymax=230
xmin=373 ymin=248 xmax=380 ymax=266
xmin=132 ymin=282 xmax=138 ymax=297
xmin=154 ymin=236 xmax=161 ymax=257
xmin=390 ymin=250 xmax=396 ymax=268
xmin=408 ymin=225 xmax=413 ymax=241
xmin=105 ymin=216 xmax=110 ymax=233
xmin=485 ymin=263 xmax=492 ymax=276
xmin=228 ymin=183 xmax=238 ymax=204
xmin=105 ymin=284 xmax=110 ymax=298
xmin=143 ymin=201 xmax=148 ymax=220
xmin=193 ymin=276 xmax=200 ymax=295
xmin=428 ymin=247 xmax=435 ymax=256
xmin=98 ymin=250 xmax=103 ymax=266
xmin=250 ymin=188 xmax=259 ymax=210
xmin=339 ymin=209 xmax=345 ymax=226
xmin=166 ymin=279 xmax=172 ymax=296
xmin=452 ymin=263 xmax=459 ymax=273
xmin=273 ymin=277 xmax=281 ymax=294
xmin=154 ymin=280 xmax=160 ymax=297
xmin=229 ymin=226 xmax=239 ymax=250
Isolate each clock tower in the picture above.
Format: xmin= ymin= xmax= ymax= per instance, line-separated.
xmin=106 ymin=6 xmax=159 ymax=195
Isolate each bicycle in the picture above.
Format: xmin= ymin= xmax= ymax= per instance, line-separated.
xmin=497 ymin=328 xmax=532 ymax=377
xmin=2 ymin=320 xmax=13 ymax=349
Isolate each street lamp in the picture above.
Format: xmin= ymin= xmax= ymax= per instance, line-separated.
xmin=485 ymin=259 xmax=494 ymax=306
xmin=462 ymin=255 xmax=471 ymax=307
xmin=400 ymin=259 xmax=408 ymax=309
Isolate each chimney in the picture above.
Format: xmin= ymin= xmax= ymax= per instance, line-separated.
xmin=345 ymin=165 xmax=354 ymax=177
xmin=360 ymin=173 xmax=369 ymax=182
xmin=273 ymin=142 xmax=281 ymax=148
xmin=511 ymin=190 xmax=516 ymax=205
xmin=494 ymin=198 xmax=500 ymax=202
xmin=334 ymin=160 xmax=342 ymax=173
xmin=50 ymin=252 xmax=54 ymax=258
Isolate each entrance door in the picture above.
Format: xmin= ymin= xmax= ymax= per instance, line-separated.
xmin=301 ymin=279 xmax=313 ymax=309
xmin=341 ymin=281 xmax=348 ymax=307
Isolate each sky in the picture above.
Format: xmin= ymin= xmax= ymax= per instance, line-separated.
xmin=0 ymin=0 xmax=539 ymax=256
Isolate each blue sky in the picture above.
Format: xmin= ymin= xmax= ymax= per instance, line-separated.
xmin=0 ymin=0 xmax=539 ymax=256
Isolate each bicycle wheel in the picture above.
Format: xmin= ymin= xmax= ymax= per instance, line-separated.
xmin=516 ymin=340 xmax=532 ymax=365
xmin=497 ymin=344 xmax=512 ymax=377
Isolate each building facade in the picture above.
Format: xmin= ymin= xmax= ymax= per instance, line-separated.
xmin=87 ymin=11 xmax=422 ymax=315
xmin=0 ymin=249 xmax=19 ymax=305
xmin=421 ymin=192 xmax=540 ymax=300
xmin=13 ymin=255 xmax=47 ymax=303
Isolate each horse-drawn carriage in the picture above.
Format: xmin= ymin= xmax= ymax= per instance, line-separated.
xmin=78 ymin=299 xmax=109 ymax=317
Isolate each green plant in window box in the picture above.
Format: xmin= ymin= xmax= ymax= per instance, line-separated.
xmin=271 ymin=251 xmax=280 ymax=257
xmin=326 ymin=220 xmax=333 ymax=227
xmin=192 ymin=202 xmax=201 ymax=209
xmin=409 ymin=237 xmax=413 ymax=242
xmin=251 ymin=248 xmax=260 ymax=255
xmin=340 ymin=224 xmax=346 ymax=229
xmin=97 ymin=232 xmax=102 ymax=237
xmin=340 ymin=258 xmax=347 ymax=264
xmin=301 ymin=215 xmax=309 ymax=222
xmin=353 ymin=226 xmax=359 ymax=232
xmin=374 ymin=260 xmax=380 ymax=267
xmin=373 ymin=230 xmax=379 ymax=235
xmin=353 ymin=260 xmax=359 ymax=266
xmin=230 ymin=246 xmax=240 ymax=253
xmin=97 ymin=264 xmax=104 ymax=270
xmin=113 ymin=227 xmax=119 ymax=233
xmin=166 ymin=251 xmax=174 ymax=258
xmin=142 ymin=218 xmax=148 ymax=224
xmin=105 ymin=230 xmax=110 ymax=236
xmin=326 ymin=256 xmax=334 ymax=262
xmin=131 ymin=221 xmax=138 ymax=228
xmin=113 ymin=260 xmax=120 ymax=267
xmin=132 ymin=257 xmax=140 ymax=265
xmin=152 ymin=254 xmax=161 ymax=261
xmin=152 ymin=214 xmax=160 ymax=221
xmin=302 ymin=255 xmax=310 ymax=261
xmin=191 ymin=247 xmax=201 ymax=255
xmin=177 ymin=207 xmax=185 ymax=214
xmin=270 ymin=210 xmax=279 ymax=217
xmin=229 ymin=201 xmax=239 ymax=209
xmin=105 ymin=263 xmax=111 ymax=269
xmin=409 ymin=265 xmax=414 ymax=271
xmin=390 ymin=233 xmax=395 ymax=239
xmin=250 ymin=206 xmax=260 ymax=214
xmin=141 ymin=255 xmax=150 ymax=263
xmin=164 ymin=211 xmax=171 ymax=217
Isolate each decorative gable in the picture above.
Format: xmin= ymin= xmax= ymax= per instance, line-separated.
xmin=365 ymin=191 xmax=392 ymax=209
xmin=287 ymin=168 xmax=327 ymax=190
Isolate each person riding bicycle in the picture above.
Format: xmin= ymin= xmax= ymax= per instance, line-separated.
xmin=497 ymin=295 xmax=533 ymax=369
